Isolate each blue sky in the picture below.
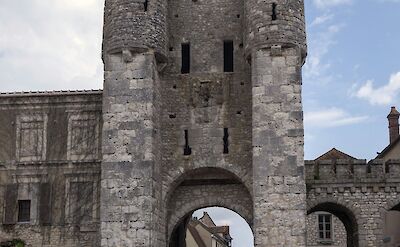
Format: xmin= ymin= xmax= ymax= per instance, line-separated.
xmin=1 ymin=0 xmax=400 ymax=246
xmin=303 ymin=0 xmax=400 ymax=160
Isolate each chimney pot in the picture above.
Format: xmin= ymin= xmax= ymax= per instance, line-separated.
xmin=387 ymin=106 xmax=400 ymax=144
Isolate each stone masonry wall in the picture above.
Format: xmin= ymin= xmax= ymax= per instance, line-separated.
xmin=101 ymin=50 xmax=162 ymax=247
xmin=244 ymin=0 xmax=307 ymax=58
xmin=0 ymin=92 xmax=102 ymax=246
xmin=167 ymin=183 xmax=253 ymax=240
xmin=103 ymin=0 xmax=167 ymax=59
xmin=306 ymin=212 xmax=347 ymax=247
xmin=306 ymin=159 xmax=400 ymax=247
xmin=251 ymin=46 xmax=306 ymax=247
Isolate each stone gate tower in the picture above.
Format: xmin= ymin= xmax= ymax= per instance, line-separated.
xmin=101 ymin=0 xmax=307 ymax=246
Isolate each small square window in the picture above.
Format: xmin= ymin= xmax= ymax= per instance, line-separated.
xmin=18 ymin=200 xmax=31 ymax=223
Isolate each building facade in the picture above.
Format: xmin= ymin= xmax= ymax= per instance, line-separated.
xmin=0 ymin=0 xmax=399 ymax=247
xmin=186 ymin=212 xmax=231 ymax=247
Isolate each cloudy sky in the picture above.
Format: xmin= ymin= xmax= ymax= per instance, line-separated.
xmin=1 ymin=0 xmax=400 ymax=246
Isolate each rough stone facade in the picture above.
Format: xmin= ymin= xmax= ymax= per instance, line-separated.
xmin=1 ymin=1 xmax=400 ymax=247
xmin=306 ymin=158 xmax=400 ymax=247
xmin=306 ymin=212 xmax=347 ymax=247
xmin=100 ymin=0 xmax=308 ymax=246
xmin=0 ymin=91 xmax=102 ymax=246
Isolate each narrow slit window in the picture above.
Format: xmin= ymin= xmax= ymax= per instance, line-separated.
xmin=223 ymin=40 xmax=234 ymax=72
xmin=144 ymin=0 xmax=148 ymax=11
xmin=223 ymin=128 xmax=229 ymax=154
xmin=184 ymin=130 xmax=192 ymax=155
xmin=18 ymin=200 xmax=31 ymax=223
xmin=272 ymin=3 xmax=277 ymax=20
xmin=181 ymin=43 xmax=190 ymax=74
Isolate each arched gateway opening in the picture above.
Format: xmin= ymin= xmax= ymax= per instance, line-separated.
xmin=166 ymin=168 xmax=254 ymax=247
xmin=307 ymin=202 xmax=359 ymax=247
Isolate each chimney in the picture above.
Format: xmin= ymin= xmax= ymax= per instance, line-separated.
xmin=387 ymin=106 xmax=400 ymax=144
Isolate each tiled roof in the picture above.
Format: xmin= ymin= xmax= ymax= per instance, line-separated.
xmin=315 ymin=148 xmax=357 ymax=161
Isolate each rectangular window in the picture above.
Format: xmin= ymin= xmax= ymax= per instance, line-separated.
xmin=18 ymin=200 xmax=31 ymax=223
xmin=318 ymin=214 xmax=332 ymax=240
xmin=181 ymin=43 xmax=190 ymax=74
xmin=223 ymin=40 xmax=234 ymax=72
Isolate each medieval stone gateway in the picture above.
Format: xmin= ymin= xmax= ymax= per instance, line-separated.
xmin=1 ymin=0 xmax=400 ymax=246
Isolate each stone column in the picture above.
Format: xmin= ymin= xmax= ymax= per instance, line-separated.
xmin=100 ymin=50 xmax=162 ymax=247
xmin=251 ymin=46 xmax=307 ymax=246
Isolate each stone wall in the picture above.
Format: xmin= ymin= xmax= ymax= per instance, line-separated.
xmin=101 ymin=50 xmax=163 ymax=247
xmin=1 ymin=91 xmax=400 ymax=247
xmin=306 ymin=212 xmax=347 ymax=247
xmin=306 ymin=159 xmax=400 ymax=247
xmin=103 ymin=0 xmax=167 ymax=59
xmin=244 ymin=0 xmax=307 ymax=58
xmin=0 ymin=91 xmax=102 ymax=246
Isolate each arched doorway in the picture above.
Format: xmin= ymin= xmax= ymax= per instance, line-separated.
xmin=165 ymin=168 xmax=253 ymax=246
xmin=169 ymin=207 xmax=254 ymax=247
xmin=383 ymin=203 xmax=400 ymax=246
xmin=307 ymin=202 xmax=359 ymax=247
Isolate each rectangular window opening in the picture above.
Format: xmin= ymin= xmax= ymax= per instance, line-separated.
xmin=184 ymin=130 xmax=192 ymax=155
xmin=318 ymin=214 xmax=332 ymax=240
xmin=223 ymin=40 xmax=234 ymax=72
xmin=181 ymin=43 xmax=190 ymax=74
xmin=18 ymin=200 xmax=31 ymax=223
xmin=223 ymin=128 xmax=229 ymax=154
xmin=144 ymin=0 xmax=148 ymax=11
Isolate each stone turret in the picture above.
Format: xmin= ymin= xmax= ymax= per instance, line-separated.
xmin=388 ymin=106 xmax=400 ymax=144
xmin=102 ymin=0 xmax=167 ymax=61
xmin=244 ymin=0 xmax=307 ymax=60
xmin=247 ymin=1 xmax=308 ymax=246
xmin=101 ymin=1 xmax=165 ymax=246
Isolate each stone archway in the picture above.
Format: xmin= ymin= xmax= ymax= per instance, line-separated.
xmin=307 ymin=202 xmax=359 ymax=247
xmin=165 ymin=167 xmax=253 ymax=246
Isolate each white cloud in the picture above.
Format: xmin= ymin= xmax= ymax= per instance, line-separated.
xmin=305 ymin=108 xmax=368 ymax=128
xmin=310 ymin=14 xmax=334 ymax=27
xmin=304 ymin=24 xmax=344 ymax=84
xmin=354 ymin=72 xmax=400 ymax=105
xmin=0 ymin=0 xmax=104 ymax=92
xmin=375 ymin=0 xmax=400 ymax=2
xmin=313 ymin=0 xmax=353 ymax=9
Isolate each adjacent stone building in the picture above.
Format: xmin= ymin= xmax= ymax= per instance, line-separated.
xmin=0 ymin=0 xmax=400 ymax=246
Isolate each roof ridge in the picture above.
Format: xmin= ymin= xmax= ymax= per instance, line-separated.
xmin=0 ymin=89 xmax=103 ymax=97
xmin=315 ymin=147 xmax=357 ymax=161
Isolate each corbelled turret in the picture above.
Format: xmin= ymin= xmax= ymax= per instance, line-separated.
xmin=102 ymin=0 xmax=167 ymax=61
xmin=244 ymin=0 xmax=307 ymax=60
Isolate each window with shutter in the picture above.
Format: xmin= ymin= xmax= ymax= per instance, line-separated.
xmin=39 ymin=183 xmax=52 ymax=225
xmin=4 ymin=184 xmax=18 ymax=225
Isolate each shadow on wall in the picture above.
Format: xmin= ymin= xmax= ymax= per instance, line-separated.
xmin=384 ymin=206 xmax=400 ymax=247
